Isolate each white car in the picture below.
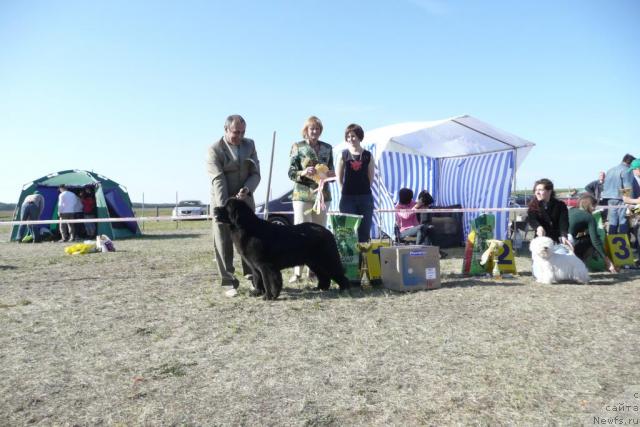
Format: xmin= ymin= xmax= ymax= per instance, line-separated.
xmin=172 ymin=200 xmax=207 ymax=220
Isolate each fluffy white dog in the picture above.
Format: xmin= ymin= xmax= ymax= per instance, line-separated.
xmin=529 ymin=236 xmax=590 ymax=284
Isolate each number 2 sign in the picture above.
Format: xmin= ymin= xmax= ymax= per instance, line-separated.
xmin=496 ymin=239 xmax=517 ymax=274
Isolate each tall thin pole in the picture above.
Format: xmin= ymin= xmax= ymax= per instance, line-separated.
xmin=141 ymin=192 xmax=145 ymax=231
xmin=513 ymin=148 xmax=517 ymax=195
xmin=263 ymin=131 xmax=277 ymax=221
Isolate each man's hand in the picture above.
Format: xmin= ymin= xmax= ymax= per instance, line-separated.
xmin=236 ymin=187 xmax=250 ymax=200
xmin=536 ymin=226 xmax=546 ymax=237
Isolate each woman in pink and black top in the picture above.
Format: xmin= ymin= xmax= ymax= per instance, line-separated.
xmin=395 ymin=188 xmax=430 ymax=244
xmin=336 ymin=123 xmax=375 ymax=242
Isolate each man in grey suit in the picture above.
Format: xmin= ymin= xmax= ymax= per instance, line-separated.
xmin=207 ymin=115 xmax=261 ymax=296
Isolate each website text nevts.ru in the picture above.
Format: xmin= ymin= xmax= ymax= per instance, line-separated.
xmin=593 ymin=416 xmax=639 ymax=425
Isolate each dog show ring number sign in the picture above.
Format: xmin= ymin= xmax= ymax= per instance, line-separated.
xmin=605 ymin=234 xmax=635 ymax=267
xmin=496 ymin=239 xmax=517 ymax=274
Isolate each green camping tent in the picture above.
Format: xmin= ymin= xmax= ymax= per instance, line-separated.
xmin=11 ymin=169 xmax=141 ymax=241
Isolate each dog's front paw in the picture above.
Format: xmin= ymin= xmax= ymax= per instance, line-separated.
xmin=316 ymin=283 xmax=331 ymax=291
xmin=249 ymin=287 xmax=264 ymax=297
xmin=535 ymin=273 xmax=555 ymax=285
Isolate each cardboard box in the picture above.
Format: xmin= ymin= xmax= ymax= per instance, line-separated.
xmin=380 ymin=245 xmax=441 ymax=291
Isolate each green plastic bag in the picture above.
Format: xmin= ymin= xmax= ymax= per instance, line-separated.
xmin=329 ymin=213 xmax=362 ymax=283
xmin=462 ymin=214 xmax=495 ymax=275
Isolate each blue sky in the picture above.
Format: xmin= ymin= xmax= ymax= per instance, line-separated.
xmin=1 ymin=0 xmax=638 ymax=204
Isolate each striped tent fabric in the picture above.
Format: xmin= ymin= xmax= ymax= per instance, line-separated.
xmin=437 ymin=151 xmax=514 ymax=240
xmin=378 ymin=151 xmax=437 ymax=199
xmin=375 ymin=151 xmax=437 ymax=238
xmin=330 ymin=148 xmax=514 ymax=240
xmin=328 ymin=116 xmax=530 ymax=242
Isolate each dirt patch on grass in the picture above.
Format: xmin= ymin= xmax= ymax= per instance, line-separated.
xmin=1 ymin=229 xmax=639 ymax=425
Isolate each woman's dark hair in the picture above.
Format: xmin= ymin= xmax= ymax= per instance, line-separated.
xmin=417 ymin=190 xmax=434 ymax=207
xmin=344 ymin=123 xmax=364 ymax=141
xmin=398 ymin=188 xmax=414 ymax=205
xmin=528 ymin=178 xmax=556 ymax=213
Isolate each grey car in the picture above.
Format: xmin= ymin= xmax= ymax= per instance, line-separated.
xmin=254 ymin=190 xmax=294 ymax=226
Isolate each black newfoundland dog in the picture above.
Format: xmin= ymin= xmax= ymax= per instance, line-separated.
xmin=213 ymin=198 xmax=350 ymax=300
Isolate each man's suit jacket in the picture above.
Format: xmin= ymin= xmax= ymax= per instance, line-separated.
xmin=207 ymin=137 xmax=260 ymax=209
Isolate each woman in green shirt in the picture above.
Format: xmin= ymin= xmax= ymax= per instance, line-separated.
xmin=287 ymin=116 xmax=336 ymax=282
xmin=568 ymin=194 xmax=617 ymax=273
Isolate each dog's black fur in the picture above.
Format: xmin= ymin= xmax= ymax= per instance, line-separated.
xmin=213 ymin=198 xmax=350 ymax=300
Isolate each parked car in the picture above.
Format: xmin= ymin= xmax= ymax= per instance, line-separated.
xmin=509 ymin=194 xmax=534 ymax=208
xmin=255 ymin=190 xmax=294 ymax=226
xmin=172 ymin=200 xmax=207 ymax=220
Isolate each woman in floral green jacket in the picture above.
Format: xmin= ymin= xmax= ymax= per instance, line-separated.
xmin=287 ymin=116 xmax=336 ymax=282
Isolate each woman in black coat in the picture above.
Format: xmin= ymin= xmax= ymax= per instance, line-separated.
xmin=527 ymin=178 xmax=571 ymax=246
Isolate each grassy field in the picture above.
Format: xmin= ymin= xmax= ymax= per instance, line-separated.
xmin=1 ymin=226 xmax=639 ymax=426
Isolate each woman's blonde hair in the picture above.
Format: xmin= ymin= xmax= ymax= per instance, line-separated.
xmin=578 ymin=193 xmax=596 ymax=212
xmin=302 ymin=116 xmax=323 ymax=139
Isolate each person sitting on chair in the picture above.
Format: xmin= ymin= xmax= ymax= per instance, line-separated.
xmin=416 ymin=189 xmax=448 ymax=258
xmin=395 ymin=188 xmax=430 ymax=245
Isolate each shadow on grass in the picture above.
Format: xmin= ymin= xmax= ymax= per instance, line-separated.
xmin=441 ymin=274 xmax=526 ymax=288
xmin=278 ymin=282 xmax=487 ymax=300
xmin=579 ymin=268 xmax=640 ymax=286
xmin=280 ymin=285 xmax=396 ymax=301
xmin=0 ymin=265 xmax=17 ymax=270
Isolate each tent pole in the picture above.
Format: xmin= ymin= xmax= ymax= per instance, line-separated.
xmin=513 ymin=148 xmax=517 ymax=195
xmin=263 ymin=131 xmax=276 ymax=221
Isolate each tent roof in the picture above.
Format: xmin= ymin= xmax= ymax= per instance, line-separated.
xmin=21 ymin=169 xmax=124 ymax=191
xmin=337 ymin=115 xmax=535 ymax=170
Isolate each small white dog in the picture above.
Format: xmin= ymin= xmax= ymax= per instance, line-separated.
xmin=529 ymin=236 xmax=590 ymax=284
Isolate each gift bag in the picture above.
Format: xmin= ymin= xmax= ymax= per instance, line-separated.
xmin=462 ymin=214 xmax=495 ymax=275
xmin=329 ymin=213 xmax=362 ymax=283
xmin=96 ymin=234 xmax=116 ymax=252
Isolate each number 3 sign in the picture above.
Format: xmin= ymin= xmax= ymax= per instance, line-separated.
xmin=605 ymin=234 xmax=635 ymax=267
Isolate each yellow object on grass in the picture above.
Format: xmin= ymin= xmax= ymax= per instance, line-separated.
xmin=64 ymin=243 xmax=97 ymax=255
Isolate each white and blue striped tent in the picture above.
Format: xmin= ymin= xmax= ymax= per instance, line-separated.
xmin=329 ymin=115 xmax=535 ymax=242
